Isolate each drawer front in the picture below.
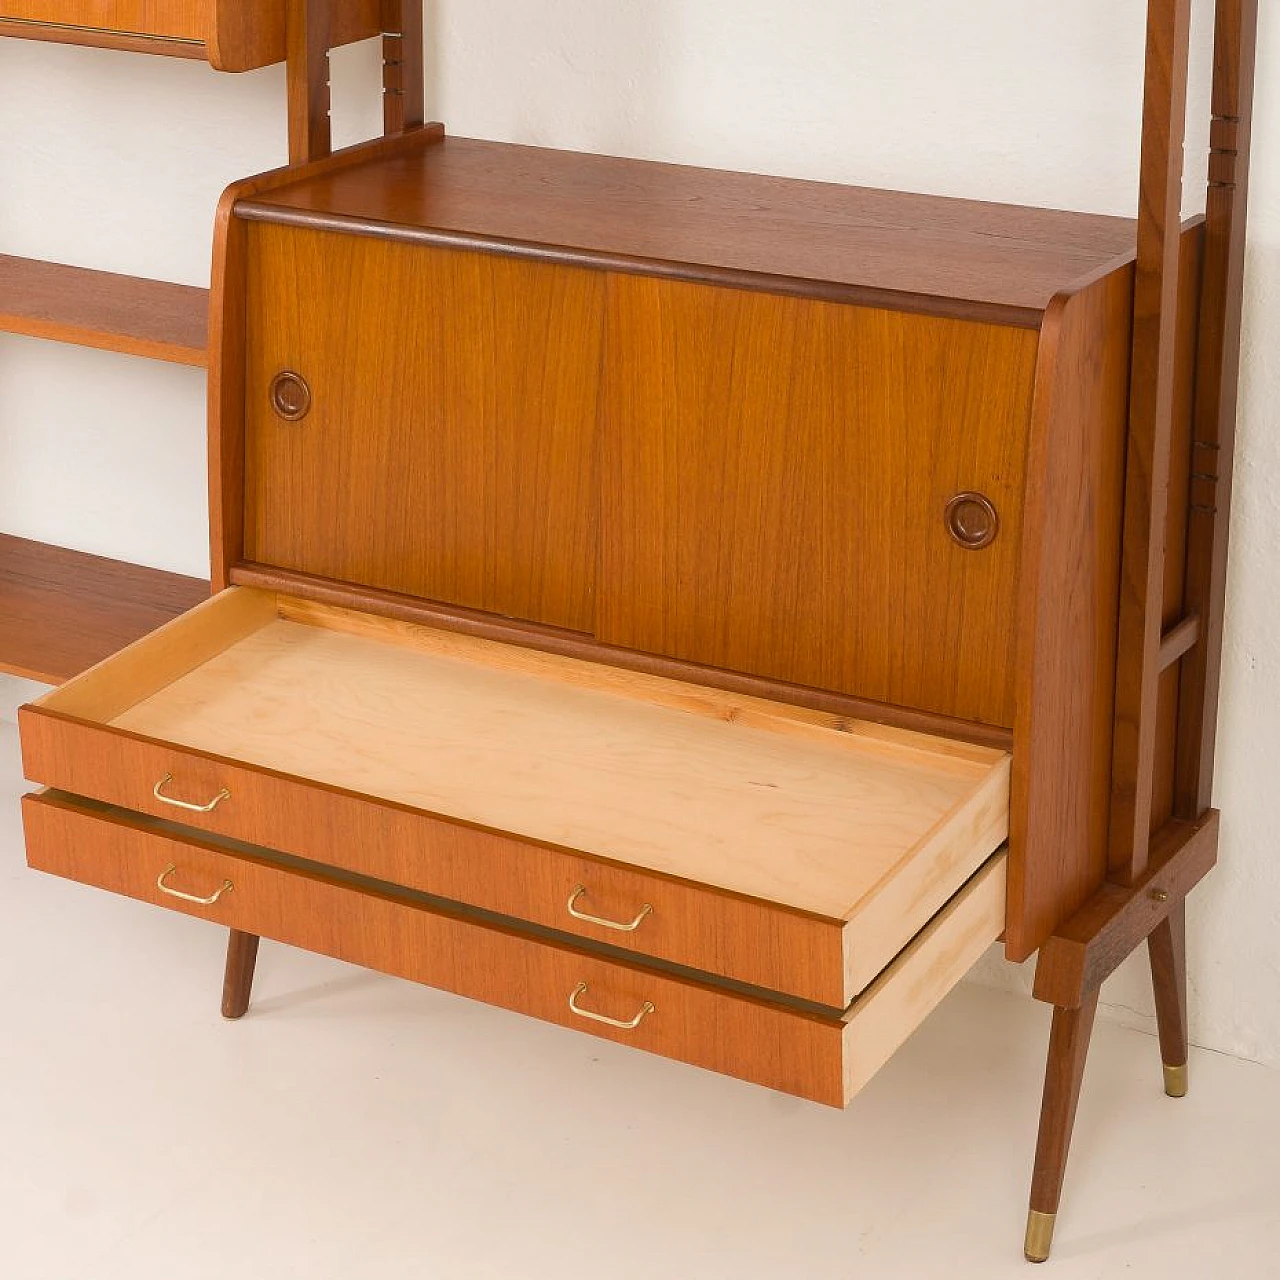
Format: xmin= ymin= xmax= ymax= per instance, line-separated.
xmin=1 ymin=1 xmax=207 ymax=43
xmin=598 ymin=274 xmax=1039 ymax=727
xmin=23 ymin=792 xmax=851 ymax=1107
xmin=21 ymin=709 xmax=847 ymax=1007
xmin=243 ymin=224 xmax=603 ymax=633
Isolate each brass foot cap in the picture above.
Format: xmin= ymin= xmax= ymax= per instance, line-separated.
xmin=1024 ymin=1211 xmax=1056 ymax=1264
xmin=1164 ymin=1062 xmax=1189 ymax=1098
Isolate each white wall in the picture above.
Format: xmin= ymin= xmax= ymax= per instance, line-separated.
xmin=1 ymin=1 xmax=1277 ymax=1064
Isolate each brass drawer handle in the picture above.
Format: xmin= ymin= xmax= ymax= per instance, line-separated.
xmin=568 ymin=982 xmax=655 ymax=1031
xmin=153 ymin=774 xmax=231 ymax=814
xmin=566 ymin=885 xmax=653 ymax=933
xmin=157 ymin=864 xmax=233 ymax=906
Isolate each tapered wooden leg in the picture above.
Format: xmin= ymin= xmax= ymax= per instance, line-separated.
xmin=221 ymin=930 xmax=261 ymax=1020
xmin=1025 ymin=990 xmax=1100 ymax=1263
xmin=1148 ymin=900 xmax=1189 ymax=1097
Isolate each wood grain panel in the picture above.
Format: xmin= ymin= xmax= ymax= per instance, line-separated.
xmin=22 ymin=792 xmax=1006 ymax=1106
xmin=240 ymin=134 xmax=1142 ymax=324
xmin=1009 ymin=226 xmax=1203 ymax=960
xmin=0 ymin=1 xmax=206 ymax=45
xmin=243 ymin=225 xmax=603 ymax=632
xmin=230 ymin=562 xmax=1015 ymax=750
xmin=23 ymin=587 xmax=1008 ymax=1005
xmin=32 ymin=591 xmax=1006 ymax=920
xmin=211 ymin=0 xmax=379 ymax=70
xmin=0 ymin=535 xmax=209 ymax=685
xmin=1009 ymin=269 xmax=1132 ymax=960
xmin=211 ymin=127 xmax=446 ymax=591
xmin=23 ymin=792 xmax=849 ymax=1105
xmin=840 ymin=852 xmax=1005 ymax=1101
xmin=599 ymin=275 xmax=1038 ymax=727
xmin=20 ymin=707 xmax=845 ymax=1005
xmin=0 ymin=255 xmax=207 ymax=365
xmin=0 ymin=1 xmax=383 ymax=70
xmin=39 ymin=586 xmax=276 ymax=722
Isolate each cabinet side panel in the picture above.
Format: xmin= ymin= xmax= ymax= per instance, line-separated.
xmin=599 ymin=275 xmax=1037 ymax=727
xmin=243 ymin=225 xmax=603 ymax=633
xmin=211 ymin=0 xmax=382 ymax=71
xmin=1009 ymin=269 xmax=1131 ymax=959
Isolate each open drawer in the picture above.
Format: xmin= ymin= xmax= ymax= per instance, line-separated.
xmin=19 ymin=588 xmax=1011 ymax=1009
xmin=23 ymin=790 xmax=1007 ymax=1108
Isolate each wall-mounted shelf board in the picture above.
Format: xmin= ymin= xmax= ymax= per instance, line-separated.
xmin=0 ymin=2 xmax=382 ymax=71
xmin=0 ymin=534 xmax=209 ymax=684
xmin=0 ymin=255 xmax=208 ymax=366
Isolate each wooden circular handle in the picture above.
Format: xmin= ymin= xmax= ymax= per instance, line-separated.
xmin=270 ymin=371 xmax=312 ymax=422
xmin=945 ymin=492 xmax=999 ymax=550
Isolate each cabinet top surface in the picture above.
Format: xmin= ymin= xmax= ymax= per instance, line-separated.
xmin=239 ymin=132 xmax=1140 ymax=323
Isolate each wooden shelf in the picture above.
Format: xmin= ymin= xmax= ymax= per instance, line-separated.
xmin=0 ymin=534 xmax=209 ymax=685
xmin=0 ymin=255 xmax=209 ymax=366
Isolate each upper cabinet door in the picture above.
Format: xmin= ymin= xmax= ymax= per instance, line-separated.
xmin=598 ymin=275 xmax=1039 ymax=728
xmin=0 ymin=2 xmax=382 ymax=70
xmin=243 ymin=224 xmax=604 ymax=633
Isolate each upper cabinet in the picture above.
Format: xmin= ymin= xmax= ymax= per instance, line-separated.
xmin=0 ymin=1 xmax=382 ymax=71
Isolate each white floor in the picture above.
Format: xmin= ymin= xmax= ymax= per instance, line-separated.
xmin=1 ymin=717 xmax=1278 ymax=1280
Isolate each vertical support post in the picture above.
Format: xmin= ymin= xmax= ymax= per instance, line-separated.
xmin=1108 ymin=0 xmax=1194 ymax=885
xmin=286 ymin=0 xmax=333 ymax=165
xmin=1174 ymin=0 xmax=1260 ymax=817
xmin=381 ymin=1 xmax=426 ymax=136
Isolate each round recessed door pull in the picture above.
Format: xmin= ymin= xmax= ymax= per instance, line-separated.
xmin=945 ymin=492 xmax=1000 ymax=550
xmin=270 ymin=370 xmax=312 ymax=422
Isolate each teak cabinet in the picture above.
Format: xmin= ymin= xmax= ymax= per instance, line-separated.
xmin=0 ymin=0 xmax=381 ymax=68
xmin=12 ymin=0 xmax=1259 ymax=1265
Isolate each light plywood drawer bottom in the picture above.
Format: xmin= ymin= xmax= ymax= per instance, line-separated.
xmin=23 ymin=791 xmax=1006 ymax=1109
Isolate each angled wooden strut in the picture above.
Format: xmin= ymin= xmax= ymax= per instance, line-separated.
xmin=221 ymin=0 xmax=428 ymax=1020
xmin=1025 ymin=0 xmax=1258 ymax=1261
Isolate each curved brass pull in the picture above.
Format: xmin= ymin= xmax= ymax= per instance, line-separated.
xmin=568 ymin=982 xmax=655 ymax=1031
xmin=566 ymin=885 xmax=653 ymax=933
xmin=157 ymin=864 xmax=233 ymax=906
xmin=153 ymin=774 xmax=231 ymax=814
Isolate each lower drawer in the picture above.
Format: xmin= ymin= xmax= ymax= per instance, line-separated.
xmin=22 ymin=791 xmax=1006 ymax=1108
